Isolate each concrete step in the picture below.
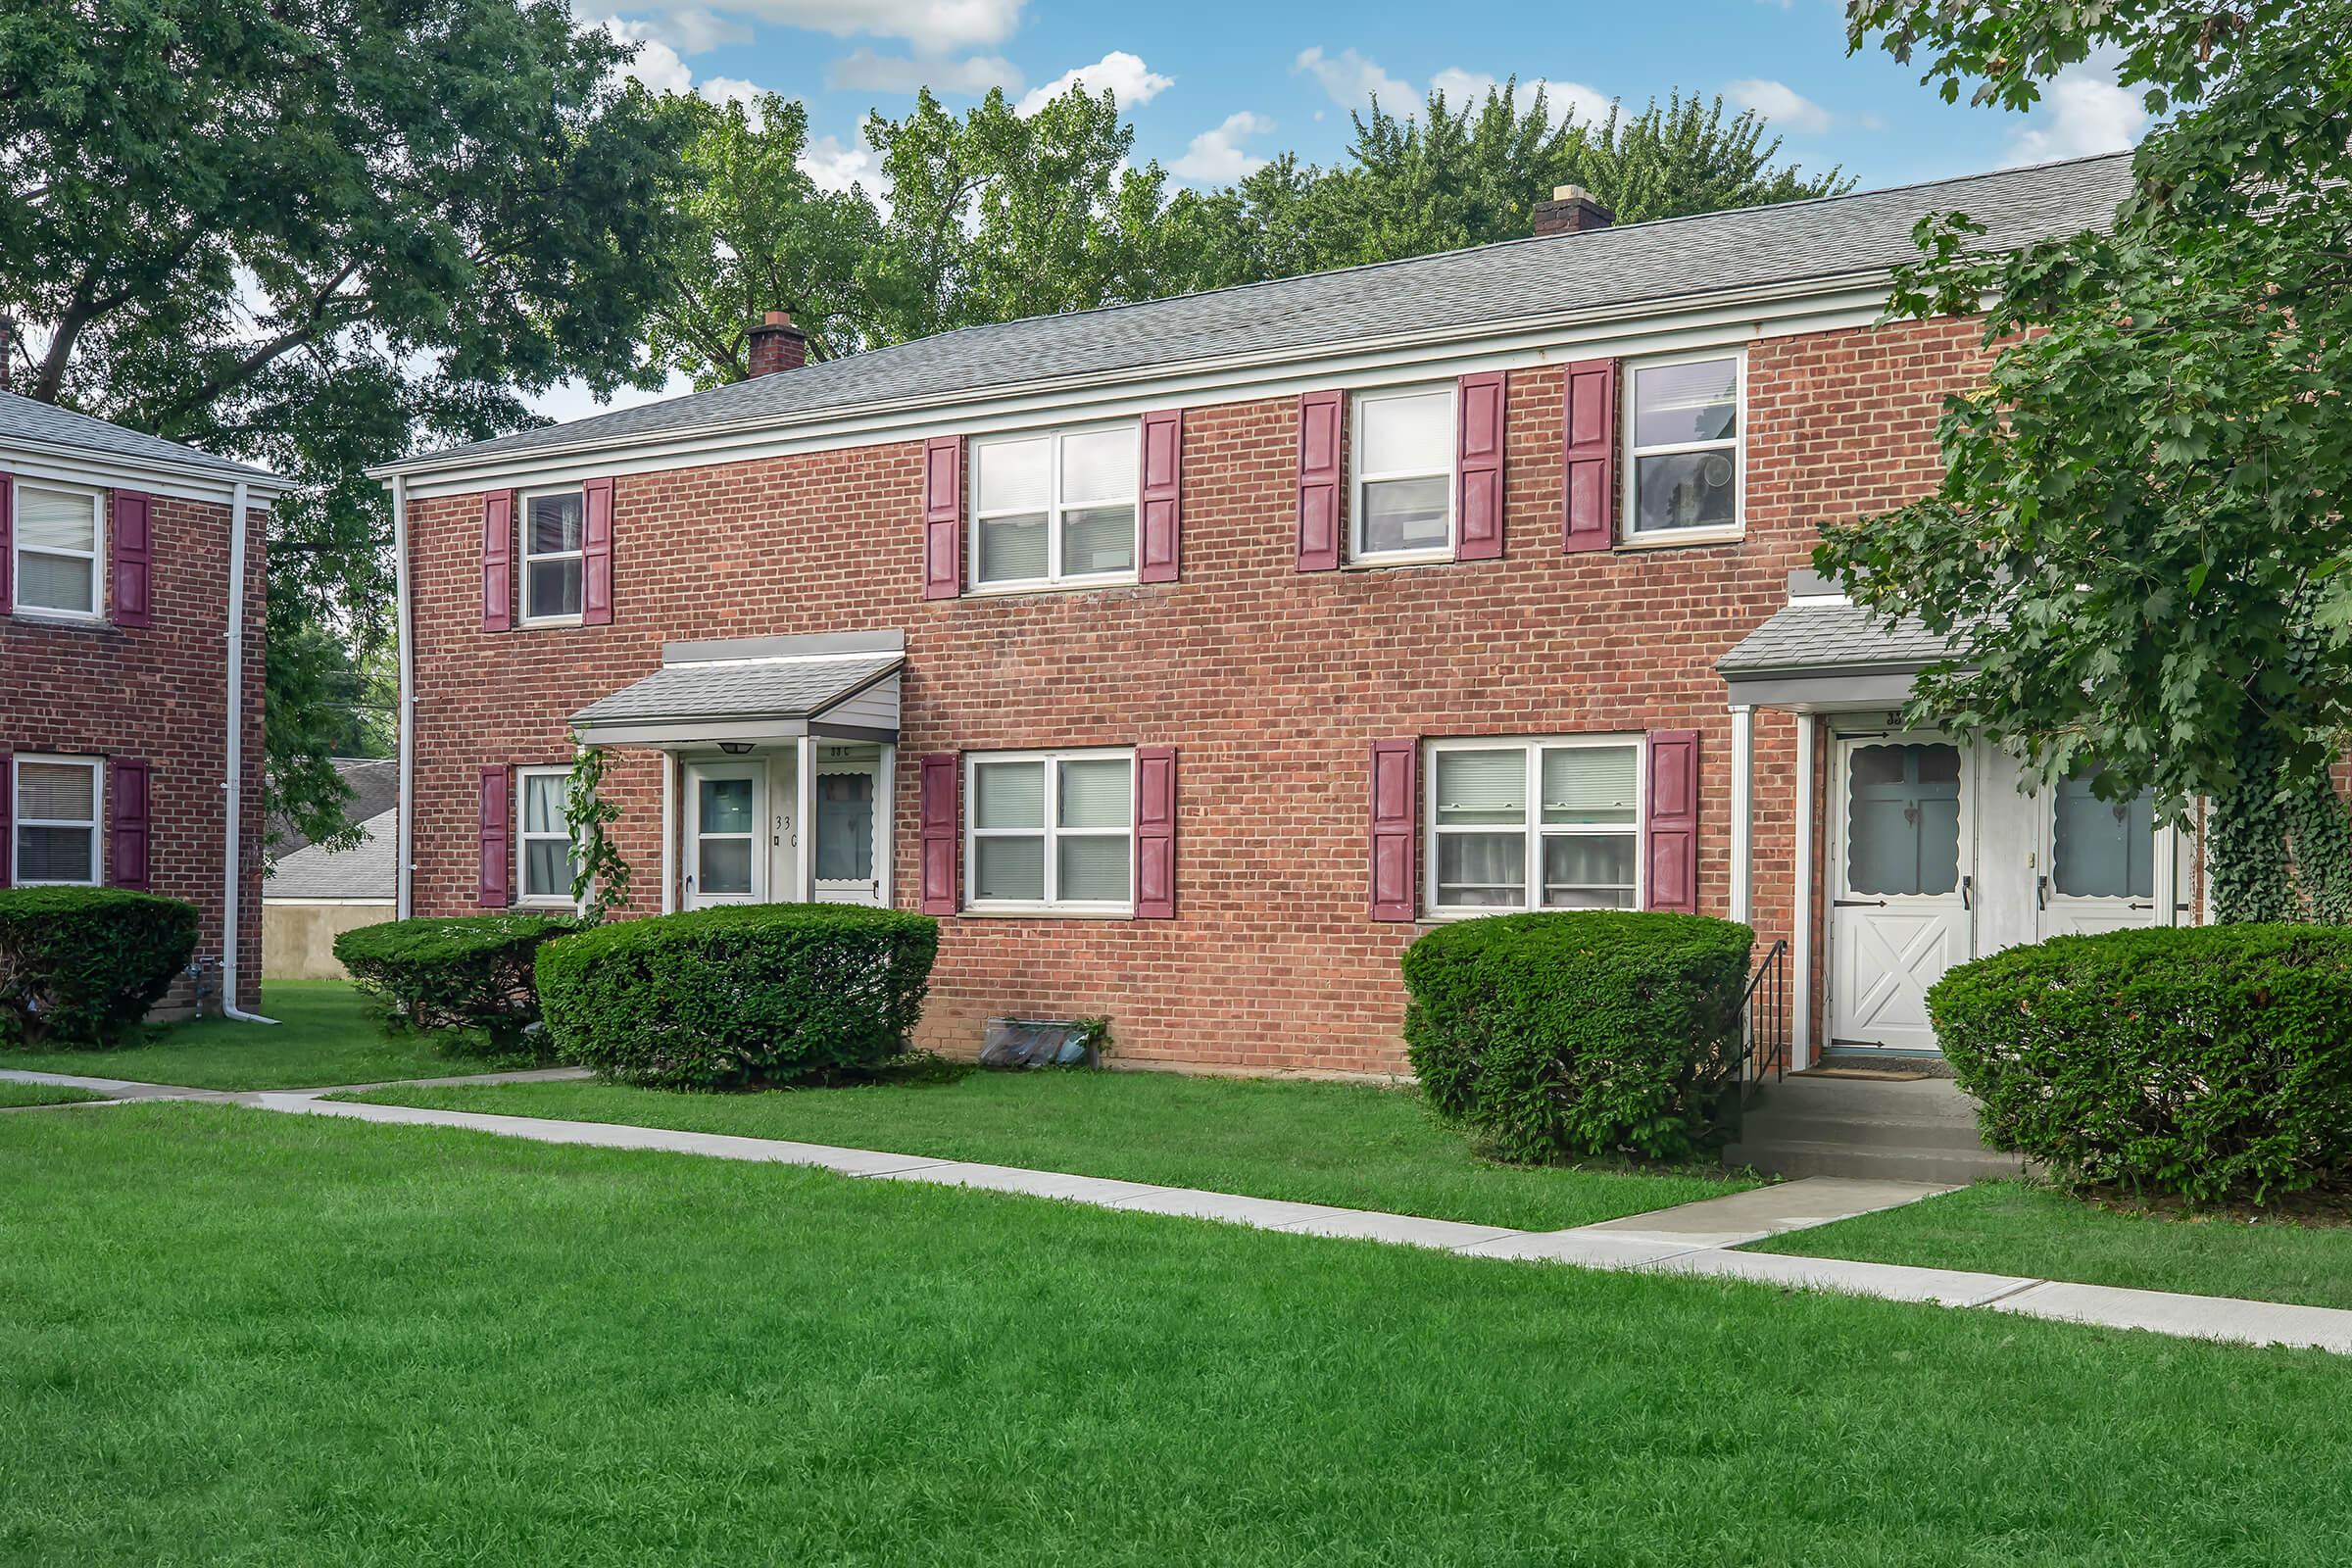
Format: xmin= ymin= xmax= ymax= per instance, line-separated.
xmin=1748 ymin=1074 xmax=1979 ymax=1120
xmin=1723 ymin=1138 xmax=2030 ymax=1184
xmin=1737 ymin=1112 xmax=1994 ymax=1154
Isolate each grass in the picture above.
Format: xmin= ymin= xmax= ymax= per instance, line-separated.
xmin=0 ymin=980 xmax=534 ymax=1091
xmin=1751 ymin=1179 xmax=2352 ymax=1311
xmin=6 ymin=1104 xmax=2352 ymax=1565
xmin=0 ymin=1082 xmax=105 ymax=1108
xmin=339 ymin=1069 xmax=1755 ymax=1231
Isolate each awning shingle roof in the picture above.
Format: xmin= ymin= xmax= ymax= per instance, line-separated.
xmin=571 ymin=653 xmax=901 ymax=729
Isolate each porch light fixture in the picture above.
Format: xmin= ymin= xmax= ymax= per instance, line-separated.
xmin=718 ymin=741 xmax=754 ymax=756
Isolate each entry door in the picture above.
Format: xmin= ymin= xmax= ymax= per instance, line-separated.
xmin=810 ymin=751 xmax=882 ymax=906
xmin=686 ymin=762 xmax=763 ymax=906
xmin=2039 ymin=768 xmax=2173 ymax=937
xmin=1830 ymin=735 xmax=1974 ymax=1052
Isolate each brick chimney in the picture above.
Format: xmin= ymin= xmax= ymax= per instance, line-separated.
xmin=1532 ymin=184 xmax=1614 ymax=237
xmin=746 ymin=310 xmax=808 ymax=376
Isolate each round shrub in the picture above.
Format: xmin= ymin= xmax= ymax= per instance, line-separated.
xmin=1402 ymin=911 xmax=1754 ymax=1163
xmin=0 ymin=887 xmax=201 ymax=1048
xmin=1932 ymin=924 xmax=2352 ymax=1202
xmin=334 ymin=913 xmax=579 ymax=1052
xmin=536 ymin=904 xmax=939 ymax=1089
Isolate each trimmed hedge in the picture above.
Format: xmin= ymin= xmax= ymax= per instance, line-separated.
xmin=536 ymin=904 xmax=938 ymax=1089
xmin=1402 ymin=911 xmax=1754 ymax=1163
xmin=334 ymin=913 xmax=579 ymax=1052
xmin=0 ymin=887 xmax=201 ymax=1048
xmin=1932 ymin=925 xmax=2352 ymax=1201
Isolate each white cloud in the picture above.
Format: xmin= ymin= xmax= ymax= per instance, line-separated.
xmin=699 ymin=75 xmax=769 ymax=112
xmin=1725 ymin=77 xmax=1833 ymax=134
xmin=524 ymin=369 xmax=697 ymax=425
xmin=2009 ymin=60 xmax=2147 ymax=163
xmin=801 ymin=133 xmax=888 ymax=205
xmin=612 ymin=7 xmax=753 ymax=53
xmin=826 ymin=48 xmax=1020 ymax=95
xmin=622 ymin=0 xmax=1025 ymax=50
xmin=1169 ymin=111 xmax=1274 ymax=181
xmin=1293 ymin=46 xmax=1414 ymax=110
xmin=597 ymin=18 xmax=695 ymax=93
xmin=1016 ymin=51 xmax=1172 ymax=116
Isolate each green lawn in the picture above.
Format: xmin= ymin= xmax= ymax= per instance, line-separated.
xmin=341 ymin=1070 xmax=1755 ymax=1231
xmin=0 ymin=1082 xmax=105 ymax=1108
xmin=1752 ymin=1179 xmax=2352 ymax=1311
xmin=5 ymin=1104 xmax=2351 ymax=1565
xmin=1 ymin=981 xmax=533 ymax=1091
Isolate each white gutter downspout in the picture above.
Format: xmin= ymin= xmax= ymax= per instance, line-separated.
xmin=221 ymin=478 xmax=276 ymax=1023
xmin=393 ymin=472 xmax=415 ymax=921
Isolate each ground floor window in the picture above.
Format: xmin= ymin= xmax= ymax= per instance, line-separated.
xmin=13 ymin=755 xmax=103 ymax=886
xmin=965 ymin=749 xmax=1134 ymax=913
xmin=516 ymin=765 xmax=578 ymax=904
xmin=1426 ymin=736 xmax=1640 ymax=913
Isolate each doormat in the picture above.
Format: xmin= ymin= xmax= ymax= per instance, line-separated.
xmin=1799 ymin=1062 xmax=1948 ymax=1082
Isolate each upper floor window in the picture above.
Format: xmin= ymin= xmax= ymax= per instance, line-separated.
xmin=521 ymin=487 xmax=585 ymax=622
xmin=1426 ymin=736 xmax=1641 ymax=914
xmin=965 ymin=749 xmax=1134 ymax=913
xmin=12 ymin=481 xmax=104 ymax=618
xmin=1353 ymin=384 xmax=1454 ymax=562
xmin=1626 ymin=353 xmax=1742 ymax=540
xmin=13 ymin=755 xmax=102 ymax=886
xmin=970 ymin=424 xmax=1137 ymax=591
xmin=516 ymin=765 xmax=579 ymax=904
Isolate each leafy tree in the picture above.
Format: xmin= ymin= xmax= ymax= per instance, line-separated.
xmin=0 ymin=0 xmax=691 ymax=850
xmin=1820 ymin=0 xmax=2352 ymax=919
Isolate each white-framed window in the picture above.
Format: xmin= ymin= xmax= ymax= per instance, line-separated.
xmin=1352 ymin=383 xmax=1455 ymax=563
xmin=516 ymin=765 xmax=579 ymax=905
xmin=520 ymin=487 xmax=586 ymax=622
xmin=969 ymin=423 xmax=1138 ymax=591
xmin=1425 ymin=736 xmax=1642 ymax=914
xmin=1625 ymin=350 xmax=1742 ymax=540
xmin=964 ymin=748 xmax=1134 ymax=913
xmin=12 ymin=755 xmax=103 ymax=887
xmin=11 ymin=480 xmax=105 ymax=619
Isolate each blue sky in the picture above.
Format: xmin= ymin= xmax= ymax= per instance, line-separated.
xmin=537 ymin=0 xmax=2145 ymax=418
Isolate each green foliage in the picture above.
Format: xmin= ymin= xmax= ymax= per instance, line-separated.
xmin=564 ymin=741 xmax=632 ymax=923
xmin=1931 ymin=926 xmax=2352 ymax=1201
xmin=0 ymin=888 xmax=200 ymax=1049
xmin=535 ymin=904 xmax=938 ymax=1089
xmin=333 ymin=914 xmax=579 ymax=1054
xmin=1401 ymin=912 xmax=1754 ymax=1163
xmin=1824 ymin=0 xmax=2352 ymax=912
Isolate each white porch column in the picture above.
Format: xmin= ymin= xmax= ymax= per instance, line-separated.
xmin=1792 ymin=714 xmax=1817 ymax=1070
xmin=796 ymin=734 xmax=815 ymax=903
xmin=660 ymin=751 xmax=677 ymax=914
xmin=1728 ymin=704 xmax=1754 ymax=927
xmin=876 ymin=743 xmax=897 ymax=908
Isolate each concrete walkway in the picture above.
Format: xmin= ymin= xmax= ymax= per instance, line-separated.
xmin=7 ymin=1065 xmax=2351 ymax=1356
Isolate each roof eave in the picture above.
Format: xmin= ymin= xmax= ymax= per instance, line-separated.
xmin=1 ymin=431 xmax=297 ymax=498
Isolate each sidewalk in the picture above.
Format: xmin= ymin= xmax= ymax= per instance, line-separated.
xmin=9 ymin=1065 xmax=2352 ymax=1356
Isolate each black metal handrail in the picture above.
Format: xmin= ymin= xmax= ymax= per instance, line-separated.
xmin=1734 ymin=938 xmax=1789 ymax=1109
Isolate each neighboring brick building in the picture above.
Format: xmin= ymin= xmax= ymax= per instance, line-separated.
xmin=378 ymin=152 xmax=2184 ymax=1077
xmin=0 ymin=391 xmax=288 ymax=1016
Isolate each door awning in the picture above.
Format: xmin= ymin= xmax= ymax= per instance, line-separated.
xmin=1718 ymin=571 xmax=1962 ymax=710
xmin=570 ymin=629 xmax=903 ymax=746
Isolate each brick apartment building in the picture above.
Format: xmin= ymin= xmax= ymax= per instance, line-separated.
xmin=1 ymin=390 xmax=289 ymax=1016
xmin=375 ymin=151 xmax=2189 ymax=1076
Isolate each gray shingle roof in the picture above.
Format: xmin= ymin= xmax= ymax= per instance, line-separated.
xmin=0 ymin=391 xmax=285 ymax=485
xmin=265 ymin=809 xmax=396 ymax=901
xmin=572 ymin=653 xmax=902 ymax=727
xmin=391 ymin=153 xmax=2136 ymax=474
xmin=1717 ymin=603 xmax=1960 ymax=676
xmin=268 ymin=758 xmax=400 ymax=858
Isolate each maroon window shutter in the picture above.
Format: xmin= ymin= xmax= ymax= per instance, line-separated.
xmin=1644 ymin=729 xmax=1700 ymax=913
xmin=1562 ymin=358 xmax=1618 ymax=554
xmin=1134 ymin=746 xmax=1177 ymax=918
xmin=107 ymin=758 xmax=152 ymax=890
xmin=477 ymin=765 xmax=511 ymax=907
xmin=918 ymin=753 xmax=959 ymax=914
xmin=111 ymin=490 xmax=153 ymax=627
xmin=1456 ymin=371 xmax=1506 ymax=561
xmin=581 ymin=477 xmax=614 ymax=625
xmin=1369 ymin=737 xmax=1418 ymax=920
xmin=1297 ymin=390 xmax=1344 ymax=571
xmin=1138 ymin=411 xmax=1183 ymax=583
xmin=0 ymin=471 xmax=14 ymax=615
xmin=922 ymin=437 xmax=962 ymax=600
xmin=0 ymin=752 xmax=13 ymax=890
xmin=481 ymin=492 xmax=514 ymax=632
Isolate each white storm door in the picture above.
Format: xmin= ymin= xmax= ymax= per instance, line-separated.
xmin=1830 ymin=735 xmax=1975 ymax=1053
xmin=811 ymin=753 xmax=883 ymax=906
xmin=2039 ymin=770 xmax=2175 ymax=937
xmin=686 ymin=762 xmax=763 ymax=907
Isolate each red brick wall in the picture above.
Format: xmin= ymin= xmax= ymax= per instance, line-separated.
xmin=1 ymin=488 xmax=266 ymax=1012
xmin=406 ymin=315 xmax=1985 ymax=1073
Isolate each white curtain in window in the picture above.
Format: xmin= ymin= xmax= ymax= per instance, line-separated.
xmin=1361 ymin=391 xmax=1451 ymax=473
xmin=1059 ymin=428 xmax=1135 ymax=505
xmin=18 ymin=487 xmax=95 ymax=552
xmin=976 ymin=438 xmax=1051 ymax=514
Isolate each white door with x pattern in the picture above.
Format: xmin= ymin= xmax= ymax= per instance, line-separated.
xmin=1830 ymin=733 xmax=1975 ymax=1053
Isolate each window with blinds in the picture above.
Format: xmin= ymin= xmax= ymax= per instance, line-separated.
xmin=13 ymin=482 xmax=103 ymax=617
xmin=969 ymin=423 xmax=1139 ymax=590
xmin=14 ymin=755 xmax=102 ymax=885
xmin=966 ymin=750 xmax=1135 ymax=911
xmin=1428 ymin=738 xmax=1641 ymax=913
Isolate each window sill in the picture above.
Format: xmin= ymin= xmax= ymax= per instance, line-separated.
xmin=962 ymin=575 xmax=1144 ymax=600
xmin=10 ymin=609 xmax=110 ymax=629
xmin=517 ymin=615 xmax=587 ymax=630
xmin=958 ymin=904 xmax=1136 ymax=920
xmin=1343 ymin=549 xmax=1455 ymax=571
xmin=1617 ymin=525 xmax=1745 ymax=552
